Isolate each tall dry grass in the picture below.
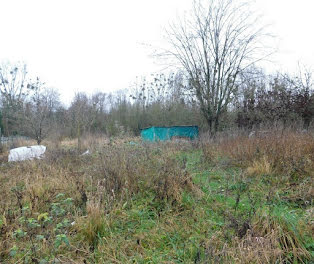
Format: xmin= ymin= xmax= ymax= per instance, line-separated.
xmin=1 ymin=133 xmax=312 ymax=263
xmin=0 ymin=141 xmax=201 ymax=262
xmin=203 ymin=130 xmax=314 ymax=177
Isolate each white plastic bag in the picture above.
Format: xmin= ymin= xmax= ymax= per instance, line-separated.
xmin=8 ymin=145 xmax=46 ymax=162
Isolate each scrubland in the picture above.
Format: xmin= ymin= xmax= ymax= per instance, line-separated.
xmin=0 ymin=131 xmax=313 ymax=263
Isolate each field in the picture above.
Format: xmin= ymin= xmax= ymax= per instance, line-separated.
xmin=0 ymin=131 xmax=313 ymax=263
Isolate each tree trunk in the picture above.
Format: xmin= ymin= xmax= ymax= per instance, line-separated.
xmin=214 ymin=116 xmax=219 ymax=133
xmin=77 ymin=122 xmax=81 ymax=153
xmin=207 ymin=118 xmax=213 ymax=134
xmin=303 ymin=116 xmax=311 ymax=130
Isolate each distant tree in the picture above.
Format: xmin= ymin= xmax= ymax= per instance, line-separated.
xmin=22 ymin=78 xmax=60 ymax=144
xmin=234 ymin=66 xmax=314 ymax=130
xmin=163 ymin=0 xmax=271 ymax=133
xmin=126 ymin=72 xmax=200 ymax=132
xmin=234 ymin=68 xmax=264 ymax=129
xmin=288 ymin=66 xmax=314 ymax=129
xmin=90 ymin=92 xmax=108 ymax=133
xmin=68 ymin=93 xmax=95 ymax=151
xmin=0 ymin=62 xmax=29 ymax=135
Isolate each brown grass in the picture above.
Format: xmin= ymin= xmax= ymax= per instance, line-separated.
xmin=1 ymin=133 xmax=312 ymax=263
xmin=0 ymin=141 xmax=201 ymax=262
xmin=208 ymin=131 xmax=314 ymax=176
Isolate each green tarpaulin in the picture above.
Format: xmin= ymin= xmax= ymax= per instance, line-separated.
xmin=140 ymin=126 xmax=199 ymax=142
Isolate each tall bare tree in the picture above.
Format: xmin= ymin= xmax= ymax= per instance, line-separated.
xmin=164 ymin=0 xmax=271 ymax=132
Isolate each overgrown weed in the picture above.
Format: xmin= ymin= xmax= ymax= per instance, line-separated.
xmin=1 ymin=133 xmax=313 ymax=263
xmin=203 ymin=131 xmax=314 ymax=177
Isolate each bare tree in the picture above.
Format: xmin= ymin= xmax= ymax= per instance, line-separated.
xmin=286 ymin=65 xmax=314 ymax=128
xmin=23 ymin=78 xmax=60 ymax=144
xmin=163 ymin=0 xmax=271 ymax=132
xmin=90 ymin=92 xmax=108 ymax=132
xmin=0 ymin=62 xmax=29 ymax=135
xmin=68 ymin=93 xmax=95 ymax=151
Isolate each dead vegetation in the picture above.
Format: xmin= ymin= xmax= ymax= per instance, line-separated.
xmin=0 ymin=132 xmax=313 ymax=263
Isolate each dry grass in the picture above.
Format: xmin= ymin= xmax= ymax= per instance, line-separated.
xmin=0 ymin=140 xmax=202 ymax=262
xmin=207 ymin=131 xmax=314 ymax=176
xmin=247 ymin=155 xmax=273 ymax=176
xmin=202 ymin=130 xmax=314 ymax=205
xmin=0 ymin=133 xmax=313 ymax=263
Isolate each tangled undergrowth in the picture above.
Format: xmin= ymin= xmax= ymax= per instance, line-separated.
xmin=0 ymin=132 xmax=313 ymax=263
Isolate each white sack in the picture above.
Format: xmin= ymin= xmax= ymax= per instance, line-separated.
xmin=8 ymin=145 xmax=46 ymax=162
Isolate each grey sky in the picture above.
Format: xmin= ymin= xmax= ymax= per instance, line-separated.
xmin=1 ymin=0 xmax=313 ymax=104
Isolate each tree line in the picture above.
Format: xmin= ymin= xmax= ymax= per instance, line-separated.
xmin=0 ymin=62 xmax=313 ymax=144
xmin=1 ymin=0 xmax=314 ymax=145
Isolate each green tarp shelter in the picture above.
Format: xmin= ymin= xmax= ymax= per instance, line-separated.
xmin=140 ymin=126 xmax=199 ymax=142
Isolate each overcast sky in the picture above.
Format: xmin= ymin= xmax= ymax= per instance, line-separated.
xmin=1 ymin=0 xmax=314 ymax=104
